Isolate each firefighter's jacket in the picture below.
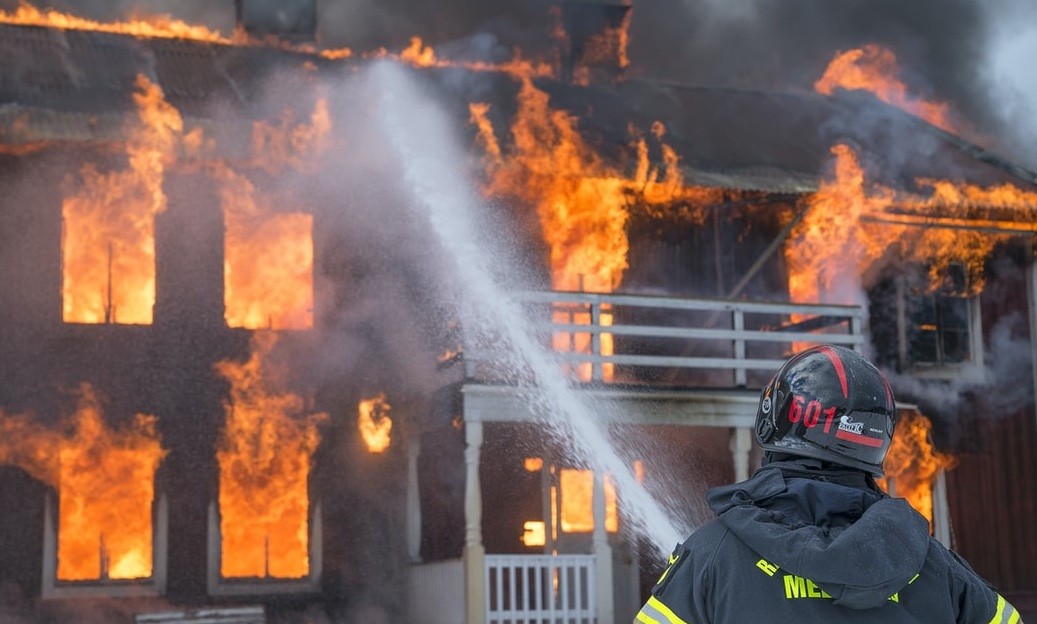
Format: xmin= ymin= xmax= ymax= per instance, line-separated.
xmin=636 ymin=460 xmax=1023 ymax=624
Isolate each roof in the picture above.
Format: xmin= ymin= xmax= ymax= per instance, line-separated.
xmin=1 ymin=21 xmax=1035 ymax=199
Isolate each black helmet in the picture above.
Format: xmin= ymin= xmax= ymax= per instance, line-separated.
xmin=754 ymin=345 xmax=897 ymax=475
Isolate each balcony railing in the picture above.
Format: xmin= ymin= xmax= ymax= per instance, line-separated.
xmin=464 ymin=291 xmax=865 ymax=388
xmin=485 ymin=554 xmax=596 ymax=624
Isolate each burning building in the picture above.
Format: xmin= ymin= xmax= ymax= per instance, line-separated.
xmin=0 ymin=1 xmax=1034 ymax=623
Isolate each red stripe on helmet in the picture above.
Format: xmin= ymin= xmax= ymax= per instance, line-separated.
xmin=819 ymin=346 xmax=849 ymax=398
xmin=836 ymin=428 xmax=883 ymax=447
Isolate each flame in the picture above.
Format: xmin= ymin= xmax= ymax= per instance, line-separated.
xmin=250 ymin=99 xmax=332 ymax=176
xmin=357 ymin=394 xmax=392 ymax=454
xmin=881 ymin=411 xmax=955 ymax=529
xmin=814 ymin=44 xmax=955 ymax=132
xmin=787 ymin=143 xmax=1037 ymax=308
xmin=558 ymin=469 xmax=618 ymax=533
xmin=524 ymin=457 xmax=544 ymax=472
xmin=521 ymin=521 xmax=546 ymax=547
xmin=0 ymin=2 xmax=231 ymax=43
xmin=218 ymin=98 xmax=326 ymax=331
xmin=216 ymin=165 xmax=315 ymax=330
xmin=471 ymin=82 xmax=722 ymax=380
xmin=215 ymin=333 xmax=326 ymax=579
xmin=0 ymin=385 xmax=165 ymax=581
xmin=364 ymin=36 xmax=554 ymax=80
xmin=62 ymin=75 xmax=182 ymax=324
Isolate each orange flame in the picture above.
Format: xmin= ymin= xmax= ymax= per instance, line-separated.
xmin=787 ymin=143 xmax=1037 ymax=307
xmin=470 ymin=81 xmax=722 ymax=380
xmin=62 ymin=75 xmax=182 ymax=325
xmin=0 ymin=2 xmax=231 ymax=43
xmin=0 ymin=385 xmax=165 ymax=581
xmin=215 ymin=333 xmax=326 ymax=579
xmin=881 ymin=411 xmax=955 ymax=529
xmin=357 ymin=394 xmax=392 ymax=454
xmin=365 ymin=36 xmax=554 ymax=80
xmin=219 ymin=99 xmax=327 ymax=330
xmin=814 ymin=44 xmax=955 ymax=132
xmin=558 ymin=469 xmax=618 ymax=533
xmin=215 ymin=165 xmax=315 ymax=330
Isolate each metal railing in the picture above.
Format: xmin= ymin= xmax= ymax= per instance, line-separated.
xmin=464 ymin=291 xmax=865 ymax=388
xmin=485 ymin=554 xmax=596 ymax=624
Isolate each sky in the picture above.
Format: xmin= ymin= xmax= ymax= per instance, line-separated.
xmin=0 ymin=0 xmax=1034 ymax=169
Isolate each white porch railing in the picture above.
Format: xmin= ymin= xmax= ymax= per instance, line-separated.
xmin=464 ymin=291 xmax=865 ymax=387
xmin=485 ymin=554 xmax=596 ymax=624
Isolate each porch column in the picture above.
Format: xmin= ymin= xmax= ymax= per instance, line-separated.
xmin=1028 ymin=260 xmax=1037 ymax=431
xmin=593 ymin=472 xmax=614 ymax=624
xmin=931 ymin=469 xmax=951 ymax=547
xmin=406 ymin=431 xmax=422 ymax=563
xmin=730 ymin=427 xmax=753 ymax=482
xmin=463 ymin=421 xmax=485 ymax=624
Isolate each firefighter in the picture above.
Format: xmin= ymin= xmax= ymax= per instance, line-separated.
xmin=635 ymin=344 xmax=1024 ymax=624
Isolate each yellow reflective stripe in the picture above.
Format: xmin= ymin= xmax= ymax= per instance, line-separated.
xmin=989 ymin=595 xmax=1006 ymax=624
xmin=657 ymin=552 xmax=680 ymax=584
xmin=644 ymin=595 xmax=691 ymax=624
xmin=989 ymin=595 xmax=1022 ymax=624
xmin=636 ymin=596 xmax=692 ymax=624
xmin=636 ymin=610 xmax=661 ymax=624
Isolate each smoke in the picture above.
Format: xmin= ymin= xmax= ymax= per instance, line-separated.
xmin=980 ymin=0 xmax=1037 ymax=169
xmin=883 ymin=313 xmax=1035 ymax=438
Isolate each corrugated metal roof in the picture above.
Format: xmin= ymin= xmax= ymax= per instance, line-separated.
xmin=683 ymin=165 xmax=819 ymax=194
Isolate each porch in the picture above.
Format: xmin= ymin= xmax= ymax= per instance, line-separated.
xmin=410 ymin=291 xmax=868 ymax=624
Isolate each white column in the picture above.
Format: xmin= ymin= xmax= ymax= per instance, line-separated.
xmin=463 ymin=421 xmax=485 ymax=624
xmin=730 ymin=427 xmax=753 ymax=482
xmin=931 ymin=469 xmax=951 ymax=547
xmin=406 ymin=432 xmax=422 ymax=563
xmin=593 ymin=472 xmax=614 ymax=624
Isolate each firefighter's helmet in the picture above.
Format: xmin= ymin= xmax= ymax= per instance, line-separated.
xmin=754 ymin=345 xmax=898 ymax=475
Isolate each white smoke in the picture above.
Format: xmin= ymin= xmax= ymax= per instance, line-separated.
xmin=981 ymin=0 xmax=1037 ymax=168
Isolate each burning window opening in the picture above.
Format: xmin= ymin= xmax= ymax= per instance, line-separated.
xmin=215 ymin=166 xmax=315 ymax=331
xmin=0 ymin=385 xmax=167 ymax=592
xmin=880 ymin=410 xmax=956 ymax=532
xmin=61 ymin=75 xmax=182 ymax=326
xmin=218 ymin=98 xmax=329 ymax=331
xmin=521 ymin=521 xmax=547 ymax=548
xmin=358 ymin=393 xmax=393 ymax=454
xmin=214 ymin=333 xmax=326 ymax=581
xmin=521 ymin=459 xmax=619 ymax=548
xmin=558 ymin=468 xmax=618 ymax=534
